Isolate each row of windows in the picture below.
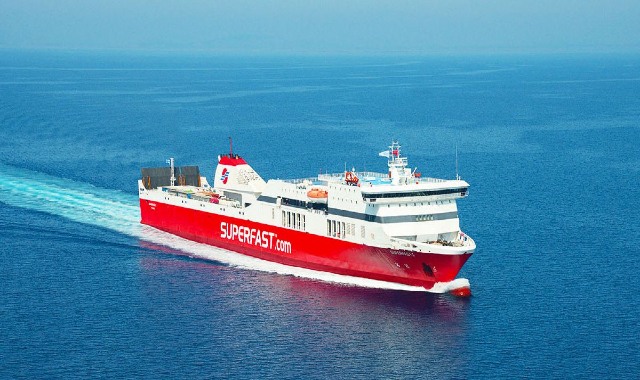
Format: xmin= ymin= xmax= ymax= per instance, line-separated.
xmin=281 ymin=197 xmax=307 ymax=208
xmin=281 ymin=197 xmax=328 ymax=211
xmin=362 ymin=187 xmax=467 ymax=199
xmin=366 ymin=200 xmax=453 ymax=208
xmin=283 ymin=210 xmax=305 ymax=231
xmin=327 ymin=220 xmax=356 ymax=239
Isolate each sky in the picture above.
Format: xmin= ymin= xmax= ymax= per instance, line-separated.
xmin=1 ymin=0 xmax=639 ymax=55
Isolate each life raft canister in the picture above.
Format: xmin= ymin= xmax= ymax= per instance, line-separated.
xmin=345 ymin=171 xmax=359 ymax=185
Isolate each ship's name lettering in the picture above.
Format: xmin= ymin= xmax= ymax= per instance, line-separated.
xmin=390 ymin=249 xmax=415 ymax=257
xmin=220 ymin=222 xmax=292 ymax=253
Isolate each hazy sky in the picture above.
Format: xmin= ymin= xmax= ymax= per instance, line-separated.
xmin=2 ymin=0 xmax=639 ymax=55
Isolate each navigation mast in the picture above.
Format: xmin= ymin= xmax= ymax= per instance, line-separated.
xmin=167 ymin=157 xmax=176 ymax=187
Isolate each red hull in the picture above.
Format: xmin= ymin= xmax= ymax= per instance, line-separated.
xmin=140 ymin=199 xmax=472 ymax=290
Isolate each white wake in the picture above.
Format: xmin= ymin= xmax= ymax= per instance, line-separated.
xmin=0 ymin=163 xmax=432 ymax=292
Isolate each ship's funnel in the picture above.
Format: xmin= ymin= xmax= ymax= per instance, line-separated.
xmin=213 ymin=154 xmax=266 ymax=194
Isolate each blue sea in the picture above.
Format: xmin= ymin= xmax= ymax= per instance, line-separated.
xmin=1 ymin=50 xmax=639 ymax=379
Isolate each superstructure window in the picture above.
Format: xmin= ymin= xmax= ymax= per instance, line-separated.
xmin=327 ymin=220 xmax=355 ymax=239
xmin=283 ymin=210 xmax=305 ymax=231
xmin=281 ymin=197 xmax=307 ymax=208
xmin=362 ymin=187 xmax=468 ymax=200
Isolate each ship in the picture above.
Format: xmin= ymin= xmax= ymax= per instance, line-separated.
xmin=139 ymin=141 xmax=475 ymax=296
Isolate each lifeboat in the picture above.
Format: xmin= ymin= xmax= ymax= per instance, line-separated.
xmin=307 ymin=188 xmax=328 ymax=203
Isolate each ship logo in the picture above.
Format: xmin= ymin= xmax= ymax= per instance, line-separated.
xmin=220 ymin=168 xmax=229 ymax=184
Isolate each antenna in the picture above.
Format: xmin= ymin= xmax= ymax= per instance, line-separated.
xmin=229 ymin=136 xmax=233 ymax=155
xmin=455 ymin=144 xmax=460 ymax=180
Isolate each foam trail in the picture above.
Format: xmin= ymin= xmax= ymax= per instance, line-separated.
xmin=0 ymin=163 xmax=429 ymax=292
xmin=0 ymin=163 xmax=141 ymax=235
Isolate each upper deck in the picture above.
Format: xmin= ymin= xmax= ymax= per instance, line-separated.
xmin=281 ymin=140 xmax=469 ymax=201
xmin=282 ymin=171 xmax=468 ymax=201
xmin=144 ymin=140 xmax=470 ymax=206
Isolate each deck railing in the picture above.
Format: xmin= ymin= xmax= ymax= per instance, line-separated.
xmin=318 ymin=172 xmax=448 ymax=184
xmin=283 ymin=172 xmax=452 ymax=186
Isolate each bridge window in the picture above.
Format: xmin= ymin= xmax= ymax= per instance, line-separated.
xmin=362 ymin=188 xmax=468 ymax=200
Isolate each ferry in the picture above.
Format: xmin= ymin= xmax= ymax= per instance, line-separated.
xmin=138 ymin=141 xmax=475 ymax=296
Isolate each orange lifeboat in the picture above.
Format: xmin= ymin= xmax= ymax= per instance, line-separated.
xmin=307 ymin=188 xmax=328 ymax=203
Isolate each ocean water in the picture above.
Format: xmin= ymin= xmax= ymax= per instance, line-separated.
xmin=0 ymin=50 xmax=639 ymax=378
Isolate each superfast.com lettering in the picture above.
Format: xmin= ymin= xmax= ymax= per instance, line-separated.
xmin=220 ymin=222 xmax=291 ymax=253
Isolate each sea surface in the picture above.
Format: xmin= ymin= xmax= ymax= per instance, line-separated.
xmin=1 ymin=50 xmax=639 ymax=379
